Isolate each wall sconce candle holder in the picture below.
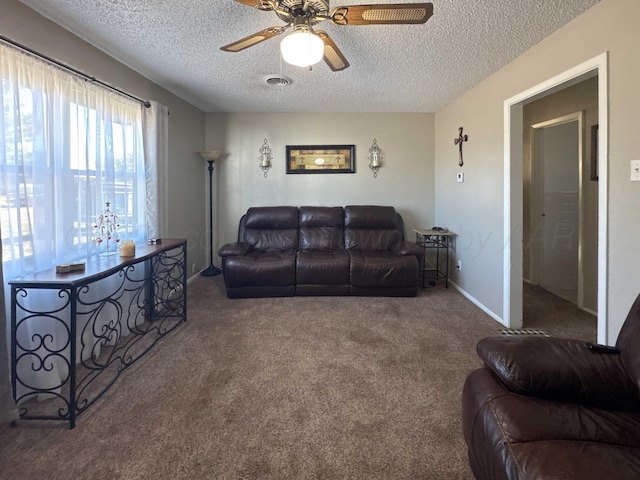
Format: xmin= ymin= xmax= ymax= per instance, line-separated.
xmin=259 ymin=138 xmax=272 ymax=178
xmin=368 ymin=139 xmax=382 ymax=178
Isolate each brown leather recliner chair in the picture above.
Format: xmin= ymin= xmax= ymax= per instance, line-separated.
xmin=462 ymin=294 xmax=640 ymax=480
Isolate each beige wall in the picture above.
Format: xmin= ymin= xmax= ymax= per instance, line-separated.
xmin=7 ymin=0 xmax=638 ymax=341
xmin=523 ymin=78 xmax=598 ymax=311
xmin=435 ymin=0 xmax=640 ymax=341
xmin=205 ymin=112 xmax=435 ymax=252
xmin=3 ymin=0 xmax=208 ymax=273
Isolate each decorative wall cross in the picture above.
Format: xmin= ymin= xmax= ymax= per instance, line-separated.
xmin=454 ymin=127 xmax=468 ymax=167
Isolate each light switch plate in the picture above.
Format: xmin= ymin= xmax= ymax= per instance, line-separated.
xmin=456 ymin=172 xmax=464 ymax=183
xmin=631 ymin=160 xmax=640 ymax=182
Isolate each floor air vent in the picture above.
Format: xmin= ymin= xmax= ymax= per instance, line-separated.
xmin=500 ymin=328 xmax=551 ymax=337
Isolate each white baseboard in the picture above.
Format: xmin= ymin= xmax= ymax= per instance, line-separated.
xmin=187 ymin=272 xmax=202 ymax=284
xmin=449 ymin=281 xmax=508 ymax=327
xmin=581 ymin=306 xmax=597 ymax=316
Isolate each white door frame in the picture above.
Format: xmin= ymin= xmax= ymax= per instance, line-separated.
xmin=503 ymin=52 xmax=608 ymax=343
xmin=530 ymin=112 xmax=585 ymax=308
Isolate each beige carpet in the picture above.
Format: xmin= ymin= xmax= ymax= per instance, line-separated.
xmin=0 ymin=278 xmax=527 ymax=479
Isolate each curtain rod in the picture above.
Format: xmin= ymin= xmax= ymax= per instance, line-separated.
xmin=0 ymin=35 xmax=151 ymax=108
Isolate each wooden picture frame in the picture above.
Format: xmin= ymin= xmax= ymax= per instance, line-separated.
xmin=591 ymin=124 xmax=599 ymax=181
xmin=286 ymin=145 xmax=355 ymax=174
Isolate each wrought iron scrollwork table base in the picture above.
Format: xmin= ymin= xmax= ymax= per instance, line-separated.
xmin=10 ymin=239 xmax=187 ymax=429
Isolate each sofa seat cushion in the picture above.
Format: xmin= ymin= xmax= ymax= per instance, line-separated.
xmin=296 ymin=250 xmax=350 ymax=285
xmin=223 ymin=249 xmax=296 ymax=288
xmin=349 ymin=250 xmax=418 ymax=288
xmin=463 ymin=368 xmax=640 ymax=480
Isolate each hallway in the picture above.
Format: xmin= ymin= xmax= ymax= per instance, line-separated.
xmin=523 ymin=282 xmax=597 ymax=342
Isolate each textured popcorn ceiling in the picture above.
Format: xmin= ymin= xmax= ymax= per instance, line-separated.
xmin=20 ymin=0 xmax=601 ymax=113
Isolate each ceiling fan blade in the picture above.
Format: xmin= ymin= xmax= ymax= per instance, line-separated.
xmin=233 ymin=0 xmax=273 ymax=10
xmin=220 ymin=27 xmax=285 ymax=53
xmin=316 ymin=31 xmax=350 ymax=71
xmin=330 ymin=3 xmax=433 ymax=25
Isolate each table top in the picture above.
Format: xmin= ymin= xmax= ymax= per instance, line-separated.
xmin=9 ymin=239 xmax=186 ymax=287
xmin=413 ymin=228 xmax=455 ymax=236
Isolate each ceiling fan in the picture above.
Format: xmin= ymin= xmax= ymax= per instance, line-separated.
xmin=221 ymin=1 xmax=434 ymax=71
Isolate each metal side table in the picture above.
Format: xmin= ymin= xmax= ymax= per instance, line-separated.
xmin=413 ymin=228 xmax=455 ymax=288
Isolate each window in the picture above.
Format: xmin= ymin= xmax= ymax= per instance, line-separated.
xmin=0 ymin=43 xmax=147 ymax=278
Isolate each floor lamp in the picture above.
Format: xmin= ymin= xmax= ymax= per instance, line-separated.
xmin=199 ymin=150 xmax=222 ymax=276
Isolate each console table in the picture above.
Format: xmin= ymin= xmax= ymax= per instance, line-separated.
xmin=413 ymin=228 xmax=455 ymax=288
xmin=10 ymin=239 xmax=187 ymax=428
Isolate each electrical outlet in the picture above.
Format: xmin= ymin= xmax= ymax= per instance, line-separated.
xmin=457 ymin=259 xmax=462 ymax=271
xmin=192 ymin=263 xmax=197 ymax=274
xmin=456 ymin=172 xmax=464 ymax=183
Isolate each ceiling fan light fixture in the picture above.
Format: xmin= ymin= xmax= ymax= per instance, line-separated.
xmin=280 ymin=27 xmax=324 ymax=68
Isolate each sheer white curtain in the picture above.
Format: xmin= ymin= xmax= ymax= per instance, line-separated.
xmin=0 ymin=268 xmax=17 ymax=423
xmin=144 ymin=101 xmax=169 ymax=239
xmin=0 ymin=42 xmax=152 ymax=414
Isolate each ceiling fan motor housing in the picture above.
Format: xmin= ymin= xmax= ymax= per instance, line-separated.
xmin=275 ymin=0 xmax=330 ymax=24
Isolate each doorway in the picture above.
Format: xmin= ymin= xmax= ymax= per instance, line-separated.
xmin=503 ymin=53 xmax=608 ymax=344
xmin=529 ymin=115 xmax=581 ymax=306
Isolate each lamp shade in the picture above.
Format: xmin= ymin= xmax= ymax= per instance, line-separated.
xmin=280 ymin=29 xmax=324 ymax=68
xmin=198 ymin=150 xmax=221 ymax=161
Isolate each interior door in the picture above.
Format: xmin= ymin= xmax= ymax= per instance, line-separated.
xmin=538 ymin=121 xmax=579 ymax=303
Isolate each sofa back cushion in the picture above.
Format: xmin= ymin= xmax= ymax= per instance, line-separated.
xmin=616 ymin=293 xmax=640 ymax=389
xmin=298 ymin=206 xmax=345 ymax=251
xmin=344 ymin=206 xmax=402 ymax=251
xmin=241 ymin=206 xmax=299 ymax=252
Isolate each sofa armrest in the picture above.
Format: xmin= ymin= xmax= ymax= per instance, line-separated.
xmin=391 ymin=241 xmax=424 ymax=257
xmin=477 ymin=336 xmax=640 ymax=410
xmin=218 ymin=242 xmax=253 ymax=257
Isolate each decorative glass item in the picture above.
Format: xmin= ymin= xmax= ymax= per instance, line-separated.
xmin=92 ymin=201 xmax=120 ymax=255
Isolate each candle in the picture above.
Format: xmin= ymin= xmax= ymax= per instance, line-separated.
xmin=372 ymin=155 xmax=380 ymax=168
xmin=119 ymin=240 xmax=135 ymax=257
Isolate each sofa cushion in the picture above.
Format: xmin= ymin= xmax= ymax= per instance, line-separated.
xmin=349 ymin=250 xmax=418 ymax=288
xmin=344 ymin=205 xmax=397 ymax=229
xmin=299 ymin=206 xmax=345 ymax=251
xmin=244 ymin=206 xmax=298 ymax=229
xmin=242 ymin=206 xmax=299 ymax=252
xmin=344 ymin=206 xmax=402 ymax=251
xmin=296 ymin=250 xmax=350 ymax=285
xmin=222 ymin=250 xmax=296 ymax=288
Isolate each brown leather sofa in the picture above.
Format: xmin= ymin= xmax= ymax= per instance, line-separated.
xmin=462 ymin=294 xmax=640 ymax=480
xmin=218 ymin=205 xmax=423 ymax=298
